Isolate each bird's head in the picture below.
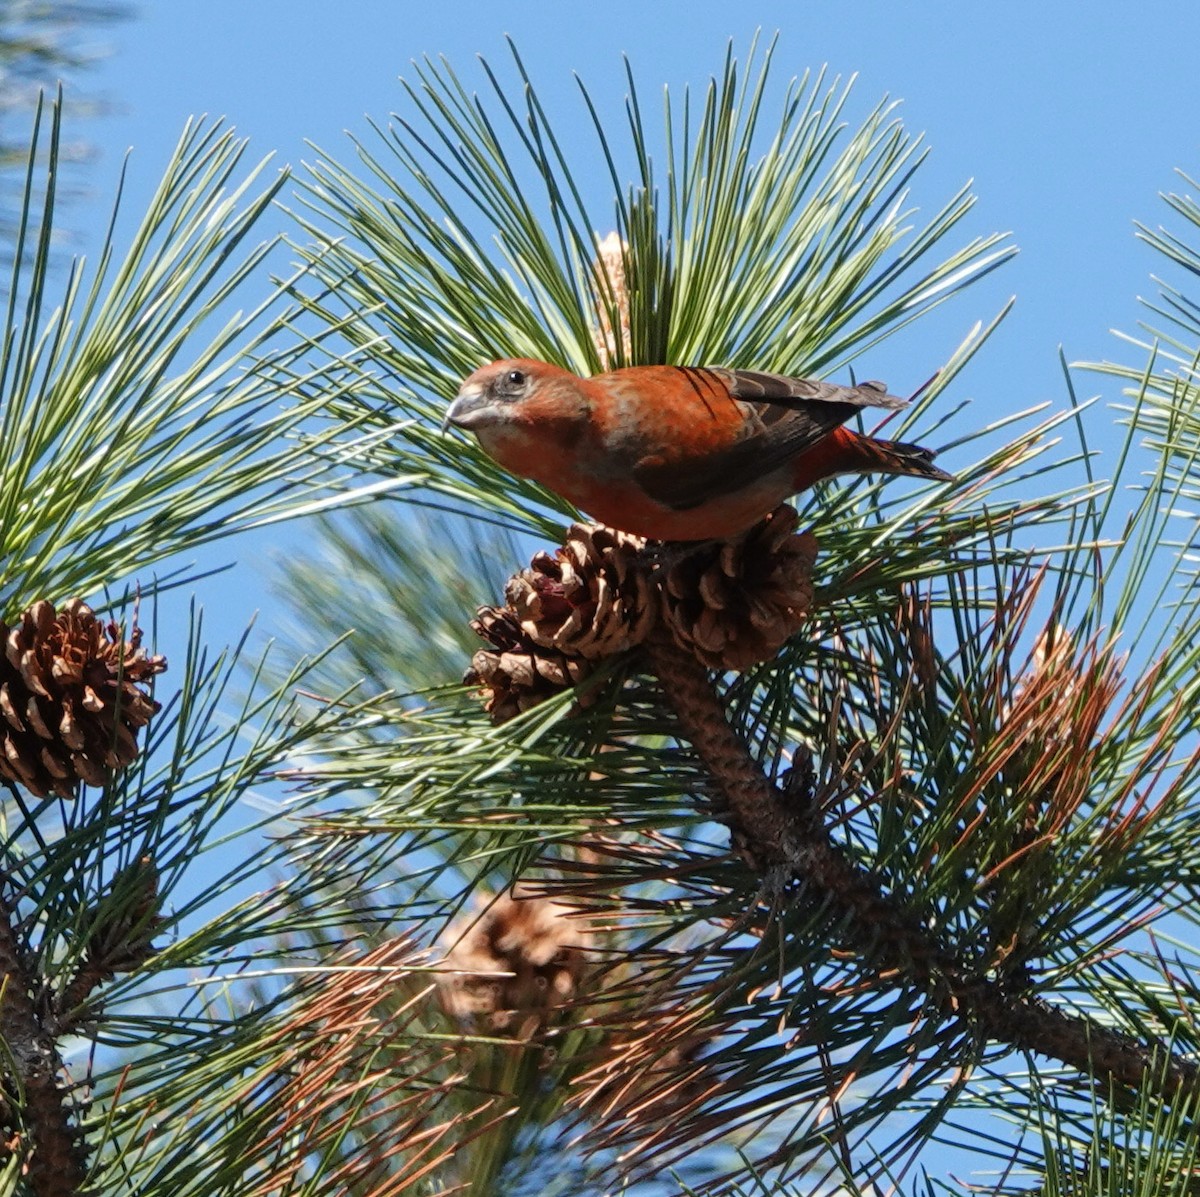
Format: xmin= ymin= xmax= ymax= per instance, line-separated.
xmin=443 ymin=359 xmax=586 ymax=435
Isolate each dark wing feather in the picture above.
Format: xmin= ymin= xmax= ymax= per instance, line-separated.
xmin=708 ymin=367 xmax=906 ymax=412
xmin=632 ymin=367 xmax=907 ymax=512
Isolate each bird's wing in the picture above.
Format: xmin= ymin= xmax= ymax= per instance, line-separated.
xmin=631 ymin=367 xmax=905 ymax=512
xmin=707 ymin=368 xmax=906 ymax=412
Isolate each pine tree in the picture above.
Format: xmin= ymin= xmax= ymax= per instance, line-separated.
xmin=271 ymin=40 xmax=1200 ymax=1195
xmin=3 ymin=35 xmax=1200 ymax=1197
xmin=0 ymin=101 xmax=392 ymax=1195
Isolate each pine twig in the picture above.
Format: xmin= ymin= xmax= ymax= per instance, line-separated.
xmin=0 ymin=892 xmax=86 ymax=1195
xmin=643 ymin=634 xmax=1200 ymax=1101
xmin=56 ymin=965 xmax=109 ymax=1035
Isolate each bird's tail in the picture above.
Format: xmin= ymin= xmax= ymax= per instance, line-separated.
xmin=857 ymin=435 xmax=954 ymax=483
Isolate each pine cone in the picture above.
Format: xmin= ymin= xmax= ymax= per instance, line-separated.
xmin=655 ymin=505 xmax=818 ymax=670
xmin=438 ymin=885 xmax=590 ymax=1037
xmin=59 ymin=856 xmax=164 ymax=1024
xmin=82 ymin=855 xmax=163 ymax=976
xmin=505 ymin=522 xmax=655 ymax=660
xmin=465 ymin=605 xmax=592 ymax=725
xmin=0 ymin=600 xmax=167 ymax=799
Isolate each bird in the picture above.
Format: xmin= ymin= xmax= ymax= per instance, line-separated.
xmin=443 ymin=358 xmax=952 ymax=541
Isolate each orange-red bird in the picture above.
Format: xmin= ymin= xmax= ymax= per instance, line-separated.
xmin=444 ymin=359 xmax=952 ymax=541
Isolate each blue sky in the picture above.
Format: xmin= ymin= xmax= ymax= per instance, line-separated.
xmin=61 ymin=1 xmax=1200 ymax=648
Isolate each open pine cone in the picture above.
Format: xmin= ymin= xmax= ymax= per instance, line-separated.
xmin=464 ymin=506 xmax=820 ymax=717
xmin=505 ymin=522 xmax=654 ymax=660
xmin=0 ymin=599 xmax=167 ymax=798
xmin=654 ymin=505 xmax=818 ymax=670
xmin=465 ymin=605 xmax=593 ymax=725
xmin=438 ymin=885 xmax=591 ymax=1038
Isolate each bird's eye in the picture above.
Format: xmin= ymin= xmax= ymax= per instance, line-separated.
xmin=506 ymin=369 xmax=526 ymax=388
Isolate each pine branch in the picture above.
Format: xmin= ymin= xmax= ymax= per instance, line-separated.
xmin=270 ymin=40 xmax=1200 ymax=1189
xmin=644 ymin=633 xmax=1200 ymax=1101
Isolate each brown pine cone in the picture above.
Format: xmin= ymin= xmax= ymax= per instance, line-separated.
xmin=465 ymin=605 xmax=592 ymax=725
xmin=505 ymin=522 xmax=654 ymax=660
xmin=0 ymin=599 xmax=167 ymax=798
xmin=82 ymin=855 xmax=163 ymax=975
xmin=655 ymin=505 xmax=818 ymax=670
xmin=438 ymin=885 xmax=591 ymax=1038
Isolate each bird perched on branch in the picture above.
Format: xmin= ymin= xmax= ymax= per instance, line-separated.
xmin=444 ymin=359 xmax=952 ymax=541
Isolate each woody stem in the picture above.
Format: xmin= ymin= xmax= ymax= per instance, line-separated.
xmin=0 ymin=891 xmax=86 ymax=1195
xmin=643 ymin=634 xmax=1199 ymax=1100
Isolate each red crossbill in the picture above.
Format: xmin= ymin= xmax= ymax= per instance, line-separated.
xmin=444 ymin=359 xmax=951 ymax=541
